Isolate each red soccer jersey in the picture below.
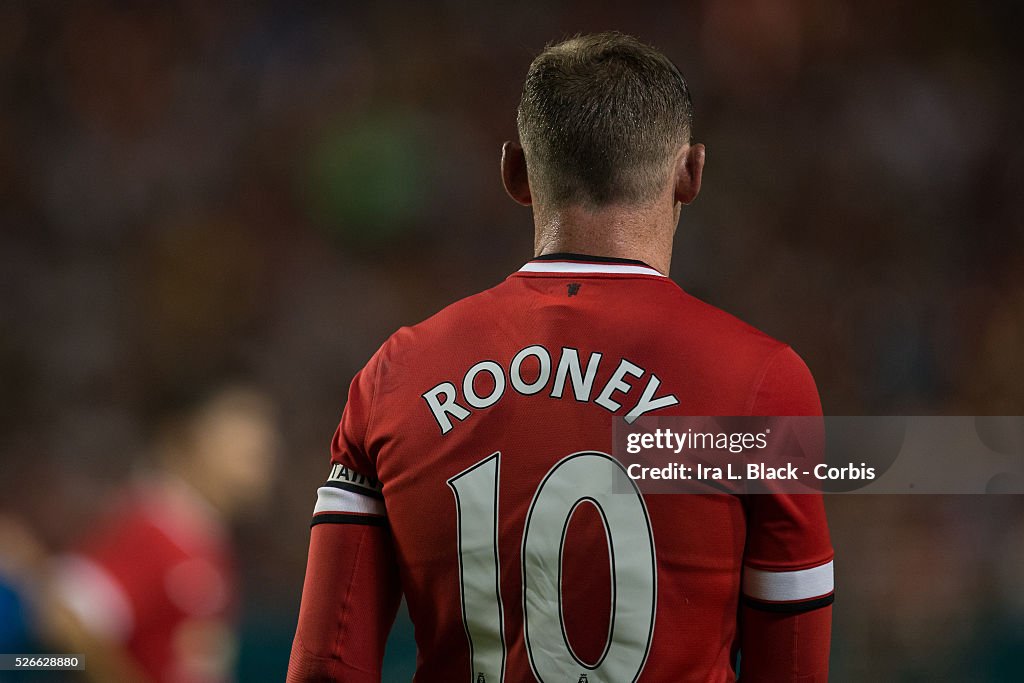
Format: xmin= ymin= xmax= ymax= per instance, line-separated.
xmin=54 ymin=476 xmax=236 ymax=683
xmin=299 ymin=254 xmax=833 ymax=682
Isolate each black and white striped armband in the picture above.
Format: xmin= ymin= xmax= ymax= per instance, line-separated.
xmin=741 ymin=559 xmax=834 ymax=613
xmin=310 ymin=463 xmax=387 ymax=528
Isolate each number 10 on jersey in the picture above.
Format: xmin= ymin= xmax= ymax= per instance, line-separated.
xmin=448 ymin=451 xmax=658 ymax=683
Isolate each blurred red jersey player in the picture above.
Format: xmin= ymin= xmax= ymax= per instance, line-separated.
xmin=289 ymin=33 xmax=833 ymax=683
xmin=49 ymin=386 xmax=279 ymax=683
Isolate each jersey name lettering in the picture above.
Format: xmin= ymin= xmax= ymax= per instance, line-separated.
xmin=422 ymin=344 xmax=680 ymax=434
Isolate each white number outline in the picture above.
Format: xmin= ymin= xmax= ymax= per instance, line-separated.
xmin=450 ymin=450 xmax=657 ymax=683
xmin=448 ymin=452 xmax=507 ymax=682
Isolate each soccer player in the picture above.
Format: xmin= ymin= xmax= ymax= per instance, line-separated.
xmin=288 ymin=32 xmax=833 ymax=682
xmin=42 ymin=385 xmax=279 ymax=683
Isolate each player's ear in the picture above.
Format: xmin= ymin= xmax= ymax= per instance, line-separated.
xmin=501 ymin=141 xmax=533 ymax=206
xmin=673 ymin=143 xmax=705 ymax=206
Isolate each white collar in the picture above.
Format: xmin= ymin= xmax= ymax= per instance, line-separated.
xmin=518 ymin=260 xmax=665 ymax=277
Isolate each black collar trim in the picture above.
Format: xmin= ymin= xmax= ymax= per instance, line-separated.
xmin=532 ymin=252 xmax=653 ymax=268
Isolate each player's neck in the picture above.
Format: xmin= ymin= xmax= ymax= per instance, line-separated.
xmin=532 ymin=202 xmax=676 ymax=275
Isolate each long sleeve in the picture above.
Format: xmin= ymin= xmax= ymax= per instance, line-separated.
xmin=288 ymin=353 xmax=402 ymax=682
xmin=739 ymin=346 xmax=833 ymax=682
xmin=287 ymin=523 xmax=401 ymax=682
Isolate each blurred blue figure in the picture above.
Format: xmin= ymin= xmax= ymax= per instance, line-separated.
xmin=0 ymin=575 xmax=32 ymax=652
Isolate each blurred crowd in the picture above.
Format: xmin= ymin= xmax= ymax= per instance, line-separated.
xmin=0 ymin=0 xmax=1021 ymax=680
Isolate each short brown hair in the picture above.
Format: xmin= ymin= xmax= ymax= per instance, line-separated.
xmin=516 ymin=32 xmax=694 ymax=207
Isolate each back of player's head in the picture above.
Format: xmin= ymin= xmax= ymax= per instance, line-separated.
xmin=516 ymin=32 xmax=694 ymax=208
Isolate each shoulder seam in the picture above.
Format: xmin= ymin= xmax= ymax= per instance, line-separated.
xmin=743 ymin=343 xmax=790 ymax=415
xmin=363 ymin=338 xmax=389 ymax=460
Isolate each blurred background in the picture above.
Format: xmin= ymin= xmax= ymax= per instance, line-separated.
xmin=0 ymin=0 xmax=1022 ymax=681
